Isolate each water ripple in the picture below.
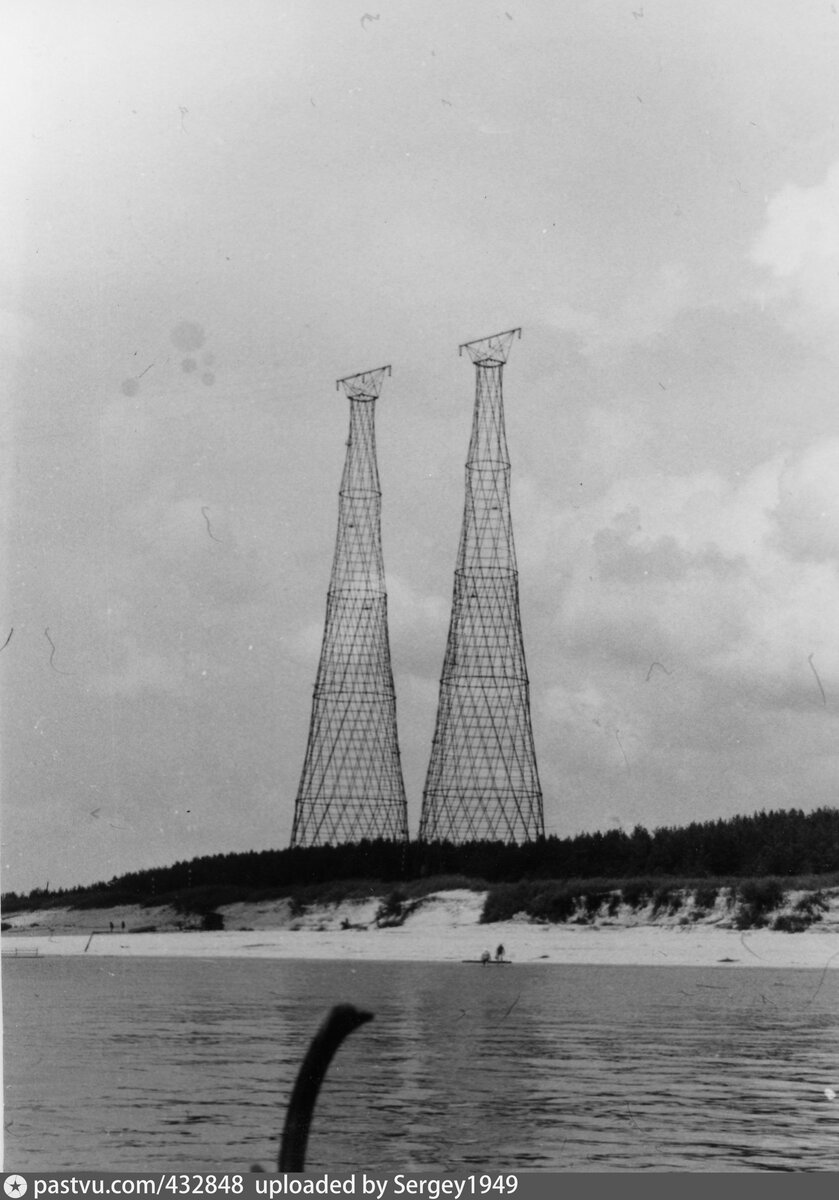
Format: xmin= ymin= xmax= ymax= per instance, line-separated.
xmin=4 ymin=958 xmax=838 ymax=1172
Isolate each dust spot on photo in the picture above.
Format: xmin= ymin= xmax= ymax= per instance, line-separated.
xmin=121 ymin=378 xmax=140 ymax=397
xmin=201 ymin=371 xmax=215 ymax=387
xmin=182 ymin=358 xmax=198 ymax=373
xmin=170 ymin=321 xmax=206 ymax=352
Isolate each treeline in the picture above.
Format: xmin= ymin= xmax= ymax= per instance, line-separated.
xmin=2 ymin=806 xmax=838 ymax=914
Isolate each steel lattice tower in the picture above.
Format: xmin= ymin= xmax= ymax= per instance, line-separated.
xmin=290 ymin=366 xmax=408 ymax=847
xmin=419 ymin=329 xmax=544 ymax=844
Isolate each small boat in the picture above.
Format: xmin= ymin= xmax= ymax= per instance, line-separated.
xmin=463 ymin=945 xmax=511 ymax=964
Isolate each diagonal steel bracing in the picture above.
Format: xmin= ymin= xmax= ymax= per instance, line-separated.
xmin=290 ymin=367 xmax=408 ymax=847
xmin=420 ymin=330 xmax=544 ymax=844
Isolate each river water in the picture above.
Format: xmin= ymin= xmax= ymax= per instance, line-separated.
xmin=3 ymin=958 xmax=838 ymax=1172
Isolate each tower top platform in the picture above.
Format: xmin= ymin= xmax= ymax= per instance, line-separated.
xmin=336 ymin=365 xmax=392 ymax=401
xmin=458 ymin=328 xmax=521 ymax=366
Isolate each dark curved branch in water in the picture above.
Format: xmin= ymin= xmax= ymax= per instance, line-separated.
xmin=279 ymin=1004 xmax=373 ymax=1171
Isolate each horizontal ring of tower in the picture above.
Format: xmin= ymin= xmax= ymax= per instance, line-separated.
xmin=437 ymin=674 xmax=531 ymax=687
xmin=312 ymin=687 xmax=400 ymax=697
xmin=453 ymin=566 xmax=519 ymax=580
xmin=326 ymin=587 xmax=388 ymax=598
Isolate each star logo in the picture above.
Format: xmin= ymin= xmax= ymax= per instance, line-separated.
xmin=4 ymin=1177 xmax=27 ymax=1198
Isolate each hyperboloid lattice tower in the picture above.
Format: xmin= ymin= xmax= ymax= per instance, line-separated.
xmin=290 ymin=366 xmax=408 ymax=847
xmin=419 ymin=329 xmax=544 ymax=844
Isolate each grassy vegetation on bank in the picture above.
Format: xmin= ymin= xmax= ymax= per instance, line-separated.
xmin=3 ymin=872 xmax=837 ymax=935
xmin=479 ymin=874 xmax=839 ymax=932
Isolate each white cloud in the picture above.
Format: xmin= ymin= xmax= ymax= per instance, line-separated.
xmin=754 ymin=163 xmax=839 ymax=276
xmin=773 ymin=437 xmax=839 ymax=563
xmin=522 ymin=445 xmax=839 ymax=834
xmin=541 ymin=446 xmax=839 ymax=704
xmin=752 ymin=162 xmax=839 ymax=347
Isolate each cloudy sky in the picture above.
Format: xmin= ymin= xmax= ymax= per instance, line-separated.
xmin=2 ymin=0 xmax=839 ymax=894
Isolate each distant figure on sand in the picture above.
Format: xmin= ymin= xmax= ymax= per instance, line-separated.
xmin=495 ymin=944 xmax=505 ymax=962
xmin=480 ymin=950 xmax=491 ymax=966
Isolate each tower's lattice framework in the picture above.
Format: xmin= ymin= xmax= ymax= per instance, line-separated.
xmin=290 ymin=367 xmax=408 ymax=847
xmin=420 ymin=330 xmax=544 ymax=843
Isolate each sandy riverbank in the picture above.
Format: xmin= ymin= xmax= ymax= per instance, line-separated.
xmin=4 ymin=889 xmax=839 ymax=969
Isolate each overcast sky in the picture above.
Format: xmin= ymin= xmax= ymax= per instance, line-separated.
xmin=2 ymin=0 xmax=839 ymax=894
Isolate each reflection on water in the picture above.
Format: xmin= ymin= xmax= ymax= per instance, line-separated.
xmin=3 ymin=958 xmax=838 ymax=1172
